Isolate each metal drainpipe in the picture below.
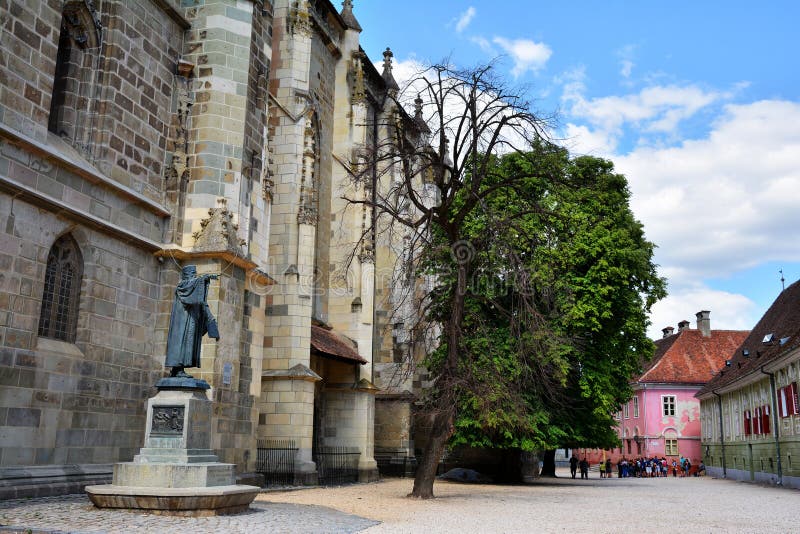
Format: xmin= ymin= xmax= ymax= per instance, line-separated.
xmin=760 ymin=366 xmax=783 ymax=485
xmin=712 ymin=390 xmax=727 ymax=478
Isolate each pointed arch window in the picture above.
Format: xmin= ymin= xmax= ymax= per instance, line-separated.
xmin=38 ymin=235 xmax=84 ymax=342
xmin=48 ymin=0 xmax=102 ymax=153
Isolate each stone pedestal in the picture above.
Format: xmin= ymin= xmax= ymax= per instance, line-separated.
xmin=86 ymin=379 xmax=259 ymax=515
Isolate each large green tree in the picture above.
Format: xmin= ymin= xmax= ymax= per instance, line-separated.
xmin=353 ymin=61 xmax=662 ymax=497
xmin=440 ymin=146 xmax=666 ymax=470
xmin=353 ymin=63 xmax=554 ymax=498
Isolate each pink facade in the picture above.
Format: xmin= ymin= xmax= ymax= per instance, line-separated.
xmin=581 ymin=386 xmax=702 ymax=466
xmin=579 ymin=313 xmax=748 ymax=468
xmin=616 ymin=385 xmax=702 ymax=461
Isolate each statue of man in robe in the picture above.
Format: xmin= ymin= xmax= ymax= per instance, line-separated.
xmin=165 ymin=265 xmax=220 ymax=378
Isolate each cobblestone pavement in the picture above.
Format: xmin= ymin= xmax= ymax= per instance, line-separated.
xmin=0 ymin=494 xmax=377 ymax=534
xmin=2 ymin=470 xmax=800 ymax=533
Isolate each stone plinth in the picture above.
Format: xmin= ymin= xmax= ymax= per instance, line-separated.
xmin=113 ymin=462 xmax=235 ymax=488
xmin=86 ymin=380 xmax=259 ymax=515
xmin=85 ymin=485 xmax=258 ymax=516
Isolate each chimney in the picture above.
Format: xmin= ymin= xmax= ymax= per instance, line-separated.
xmin=662 ymin=326 xmax=675 ymax=338
xmin=696 ymin=310 xmax=711 ymax=337
xmin=677 ymin=320 xmax=691 ymax=332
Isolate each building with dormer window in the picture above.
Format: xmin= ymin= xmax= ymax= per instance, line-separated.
xmin=697 ymin=281 xmax=800 ymax=488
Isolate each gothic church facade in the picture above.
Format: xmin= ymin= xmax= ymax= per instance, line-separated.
xmin=0 ymin=0 xmax=424 ymax=497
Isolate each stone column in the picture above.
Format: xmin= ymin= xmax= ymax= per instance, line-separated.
xmin=354 ymin=381 xmax=379 ymax=481
xmin=258 ymin=0 xmax=319 ymax=482
xmin=258 ymin=365 xmax=320 ymax=484
xmin=181 ymin=0 xmax=255 ymax=248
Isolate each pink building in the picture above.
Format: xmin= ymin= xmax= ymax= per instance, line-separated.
xmin=583 ymin=311 xmax=748 ymax=466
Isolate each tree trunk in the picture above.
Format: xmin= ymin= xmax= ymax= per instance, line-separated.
xmin=540 ymin=449 xmax=557 ymax=477
xmin=409 ymin=259 xmax=467 ymax=499
xmin=409 ymin=407 xmax=454 ymax=498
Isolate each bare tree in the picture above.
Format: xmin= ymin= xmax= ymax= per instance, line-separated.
xmin=346 ymin=61 xmax=555 ymax=498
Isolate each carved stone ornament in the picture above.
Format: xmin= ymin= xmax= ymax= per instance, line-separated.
xmin=63 ymin=0 xmax=103 ymax=48
xmin=165 ymin=81 xmax=193 ymax=204
xmin=262 ymin=178 xmax=274 ymax=201
xmin=297 ymin=117 xmax=318 ymax=225
xmin=297 ymin=203 xmax=318 ymax=226
xmin=358 ymin=246 xmax=374 ymax=264
xmin=351 ymin=51 xmax=366 ymax=104
xmin=192 ymin=198 xmax=247 ymax=253
xmin=151 ymin=405 xmax=185 ymax=435
xmin=289 ymin=0 xmax=312 ymax=36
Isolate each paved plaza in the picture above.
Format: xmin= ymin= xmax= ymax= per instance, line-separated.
xmin=1 ymin=469 xmax=798 ymax=533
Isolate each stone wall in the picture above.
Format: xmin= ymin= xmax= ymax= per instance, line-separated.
xmin=1 ymin=0 xmax=63 ymax=144
xmin=0 ymin=0 xmax=267 ymax=495
xmin=0 ymin=0 xmax=186 ymax=201
xmin=0 ymin=198 xmax=165 ymax=497
xmin=92 ymin=0 xmax=185 ymax=201
xmin=1 ymin=0 xmax=420 ymax=495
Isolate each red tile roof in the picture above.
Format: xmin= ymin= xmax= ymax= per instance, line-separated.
xmin=310 ymin=325 xmax=367 ymax=364
xmin=638 ymin=328 xmax=749 ymax=385
xmin=698 ymin=279 xmax=800 ymax=396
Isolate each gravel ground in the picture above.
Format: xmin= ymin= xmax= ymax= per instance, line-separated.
xmin=1 ymin=468 xmax=798 ymax=533
xmin=262 ymin=468 xmax=800 ymax=534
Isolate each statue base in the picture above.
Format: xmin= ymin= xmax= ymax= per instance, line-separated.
xmin=86 ymin=383 xmax=259 ymax=515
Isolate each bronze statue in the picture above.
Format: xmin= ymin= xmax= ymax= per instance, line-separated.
xmin=165 ymin=265 xmax=219 ymax=378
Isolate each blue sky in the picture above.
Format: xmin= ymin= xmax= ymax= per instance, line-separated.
xmin=353 ymin=1 xmax=800 ymax=338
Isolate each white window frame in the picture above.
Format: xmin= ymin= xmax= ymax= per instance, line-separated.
xmin=623 ymin=401 xmax=630 ymax=419
xmin=633 ymin=396 xmax=639 ymax=418
xmin=665 ymin=438 xmax=678 ymax=456
xmin=662 ymin=395 xmax=676 ymax=417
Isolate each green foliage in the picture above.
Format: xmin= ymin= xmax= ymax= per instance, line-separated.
xmin=429 ymin=144 xmax=666 ymax=452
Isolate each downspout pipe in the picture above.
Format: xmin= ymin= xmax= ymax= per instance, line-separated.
xmin=760 ymin=366 xmax=783 ymax=485
xmin=712 ymin=390 xmax=727 ymax=478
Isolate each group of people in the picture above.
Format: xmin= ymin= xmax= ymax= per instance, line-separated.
xmin=569 ymin=455 xmax=706 ymax=479
xmin=571 ymin=456 xmax=592 ymax=479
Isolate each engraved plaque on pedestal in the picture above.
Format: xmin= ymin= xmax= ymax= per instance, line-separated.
xmin=151 ymin=406 xmax=185 ymax=436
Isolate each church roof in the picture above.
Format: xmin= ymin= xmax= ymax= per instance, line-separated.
xmin=311 ymin=325 xmax=367 ymax=364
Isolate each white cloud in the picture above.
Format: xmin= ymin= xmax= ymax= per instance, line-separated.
xmin=620 ymin=59 xmax=634 ymax=78
xmin=562 ymin=123 xmax=616 ymax=155
xmin=613 ymin=100 xmax=800 ymax=336
xmin=616 ymin=44 xmax=637 ymax=79
xmin=387 ymin=57 xmax=427 ymax=92
xmin=568 ymin=85 xmax=724 ymax=136
xmin=492 ymin=37 xmax=552 ymax=78
xmin=648 ymin=284 xmax=756 ymax=339
xmin=558 ymin=72 xmax=738 ymax=154
xmin=471 ymin=36 xmax=493 ymax=54
xmin=455 ymin=7 xmax=476 ymax=33
xmin=561 ymin=89 xmax=800 ymax=335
